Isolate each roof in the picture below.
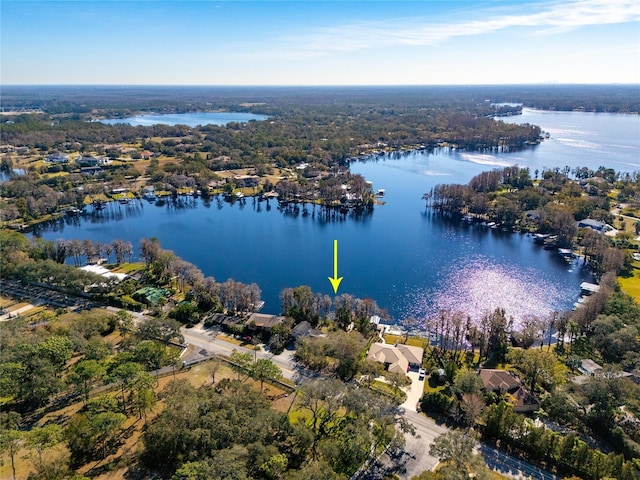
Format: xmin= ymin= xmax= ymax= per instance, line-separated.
xmin=367 ymin=342 xmax=424 ymax=374
xmin=510 ymin=386 xmax=540 ymax=411
xmin=580 ymin=282 xmax=600 ymax=294
xmin=291 ymin=320 xmax=324 ymax=339
xmin=247 ymin=312 xmax=285 ymax=329
xmin=80 ymin=264 xmax=127 ymax=282
xmin=580 ymin=359 xmax=603 ymax=375
xmin=397 ymin=344 xmax=425 ymax=365
xmin=479 ymin=369 xmax=522 ymax=391
xmin=578 ymin=218 xmax=605 ymax=230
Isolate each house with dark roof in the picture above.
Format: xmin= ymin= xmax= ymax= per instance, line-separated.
xmin=291 ymin=320 xmax=324 ymax=340
xmin=246 ymin=313 xmax=285 ymax=332
xmin=479 ymin=369 xmax=539 ymax=413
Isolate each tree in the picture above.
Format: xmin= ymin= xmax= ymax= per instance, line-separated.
xmin=451 ymin=369 xmax=484 ymax=397
xmin=206 ymin=355 xmax=223 ymax=385
xmin=250 ymin=358 xmax=282 ymax=392
xmin=134 ymin=340 xmax=168 ymax=371
xmin=458 ymin=393 xmax=485 ymax=429
xmin=133 ymin=387 xmax=156 ymax=423
xmin=169 ymin=301 xmax=199 ymax=325
xmin=0 ymin=429 xmax=23 ymax=480
xmin=89 ymin=411 xmax=126 ymax=459
xmin=116 ymin=309 xmax=134 ymax=338
xmin=230 ymin=349 xmax=253 ymax=380
xmin=68 ymin=359 xmax=105 ymax=403
xmin=138 ymin=317 xmax=183 ymax=344
xmin=109 ymin=361 xmax=144 ymax=413
xmin=385 ymin=371 xmax=411 ymax=397
xmin=26 ymin=424 xmax=63 ymax=474
xmin=428 ymin=430 xmax=475 ymax=470
xmin=485 ymin=309 xmax=510 ymax=363
xmin=507 ymin=348 xmax=562 ymax=393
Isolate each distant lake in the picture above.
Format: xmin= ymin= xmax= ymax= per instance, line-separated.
xmin=35 ymin=110 xmax=639 ymax=325
xmin=99 ymin=111 xmax=268 ymax=127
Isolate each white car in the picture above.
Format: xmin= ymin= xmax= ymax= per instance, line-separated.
xmin=418 ymin=368 xmax=426 ymax=381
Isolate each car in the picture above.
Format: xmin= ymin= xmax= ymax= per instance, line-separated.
xmin=418 ymin=368 xmax=426 ymax=381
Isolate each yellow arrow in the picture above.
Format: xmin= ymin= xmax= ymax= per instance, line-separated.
xmin=328 ymin=239 xmax=343 ymax=294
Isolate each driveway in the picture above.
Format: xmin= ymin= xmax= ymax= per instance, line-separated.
xmin=400 ymin=370 xmax=425 ymax=412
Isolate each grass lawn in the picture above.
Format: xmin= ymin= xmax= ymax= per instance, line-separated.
xmin=112 ymin=262 xmax=145 ymax=274
xmin=383 ymin=334 xmax=430 ymax=348
xmin=619 ymin=268 xmax=640 ymax=303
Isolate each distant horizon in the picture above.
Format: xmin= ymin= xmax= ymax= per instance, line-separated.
xmin=3 ymin=82 xmax=639 ymax=87
xmin=2 ymin=1 xmax=638 ymax=85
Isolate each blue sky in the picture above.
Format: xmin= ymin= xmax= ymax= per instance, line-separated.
xmin=2 ymin=0 xmax=639 ymax=85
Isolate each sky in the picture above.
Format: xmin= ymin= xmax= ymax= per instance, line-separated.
xmin=1 ymin=0 xmax=639 ymax=85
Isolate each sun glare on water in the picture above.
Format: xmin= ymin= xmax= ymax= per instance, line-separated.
xmin=402 ymin=256 xmax=568 ymax=329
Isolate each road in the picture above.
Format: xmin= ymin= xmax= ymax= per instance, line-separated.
xmin=480 ymin=444 xmax=559 ymax=480
xmin=181 ymin=324 xmax=563 ymax=480
xmin=180 ymin=324 xmax=318 ymax=384
xmin=359 ymin=409 xmax=448 ymax=479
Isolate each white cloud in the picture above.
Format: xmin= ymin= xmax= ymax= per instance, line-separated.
xmin=277 ymin=0 xmax=640 ymax=58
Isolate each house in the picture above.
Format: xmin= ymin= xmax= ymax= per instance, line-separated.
xmin=80 ymin=264 xmax=128 ymax=283
xmin=367 ymin=342 xmax=424 ymax=375
xmin=479 ymin=369 xmax=539 ymax=413
xmin=579 ymin=359 xmax=603 ymax=376
xmin=246 ymin=312 xmax=285 ymax=332
xmin=234 ymin=175 xmax=260 ymax=187
xmin=580 ymin=282 xmax=600 ymax=295
xmin=577 ymin=218 xmax=606 ymax=232
xmin=76 ymin=156 xmax=100 ymax=167
xmin=47 ymin=153 xmax=69 ymax=163
xmin=291 ymin=320 xmax=324 ymax=340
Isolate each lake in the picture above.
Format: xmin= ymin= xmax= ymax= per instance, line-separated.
xmin=35 ymin=110 xmax=639 ymax=325
xmin=99 ymin=111 xmax=268 ymax=127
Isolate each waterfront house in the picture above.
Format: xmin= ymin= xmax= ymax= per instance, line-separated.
xmin=366 ymin=342 xmax=424 ymax=374
xmin=577 ymin=218 xmax=606 ymax=232
xmin=47 ymin=153 xmax=69 ymax=163
xmin=580 ymin=282 xmax=600 ymax=295
xmin=291 ymin=320 xmax=324 ymax=340
xmin=479 ymin=369 xmax=539 ymax=413
xmin=246 ymin=312 xmax=285 ymax=333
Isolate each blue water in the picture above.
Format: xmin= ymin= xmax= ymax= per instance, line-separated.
xmin=34 ymin=110 xmax=639 ymax=324
xmin=99 ymin=111 xmax=268 ymax=127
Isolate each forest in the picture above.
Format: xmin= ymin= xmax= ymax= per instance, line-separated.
xmin=2 ymin=86 xmax=640 ymax=480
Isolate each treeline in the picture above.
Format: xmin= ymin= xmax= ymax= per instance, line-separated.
xmin=1 ymin=100 xmax=543 ymax=167
xmin=3 ymin=84 xmax=638 ymax=114
xmin=142 ymin=377 xmax=407 ymax=479
xmin=424 ymin=166 xmax=639 ymax=277
xmin=418 ymin=279 xmax=640 ymax=477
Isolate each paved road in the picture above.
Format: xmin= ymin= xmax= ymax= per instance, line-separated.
xmin=180 ymin=325 xmax=318 ymax=383
xmin=480 ymin=444 xmax=559 ymax=480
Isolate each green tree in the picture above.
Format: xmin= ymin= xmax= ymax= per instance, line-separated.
xmin=230 ymin=349 xmax=253 ymax=380
xmin=134 ymin=339 xmax=168 ymax=371
xmin=89 ymin=411 xmax=126 ymax=459
xmin=250 ymin=358 xmax=282 ymax=392
xmin=0 ymin=429 xmax=23 ymax=480
xmin=109 ymin=361 xmax=144 ymax=413
xmin=116 ymin=309 xmax=134 ymax=338
xmin=138 ymin=317 xmax=183 ymax=344
xmin=428 ymin=430 xmax=475 ymax=470
xmin=67 ymin=359 xmax=105 ymax=403
xmin=451 ymin=369 xmax=484 ymax=397
xmin=507 ymin=348 xmax=563 ymax=393
xmin=26 ymin=424 xmax=63 ymax=474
